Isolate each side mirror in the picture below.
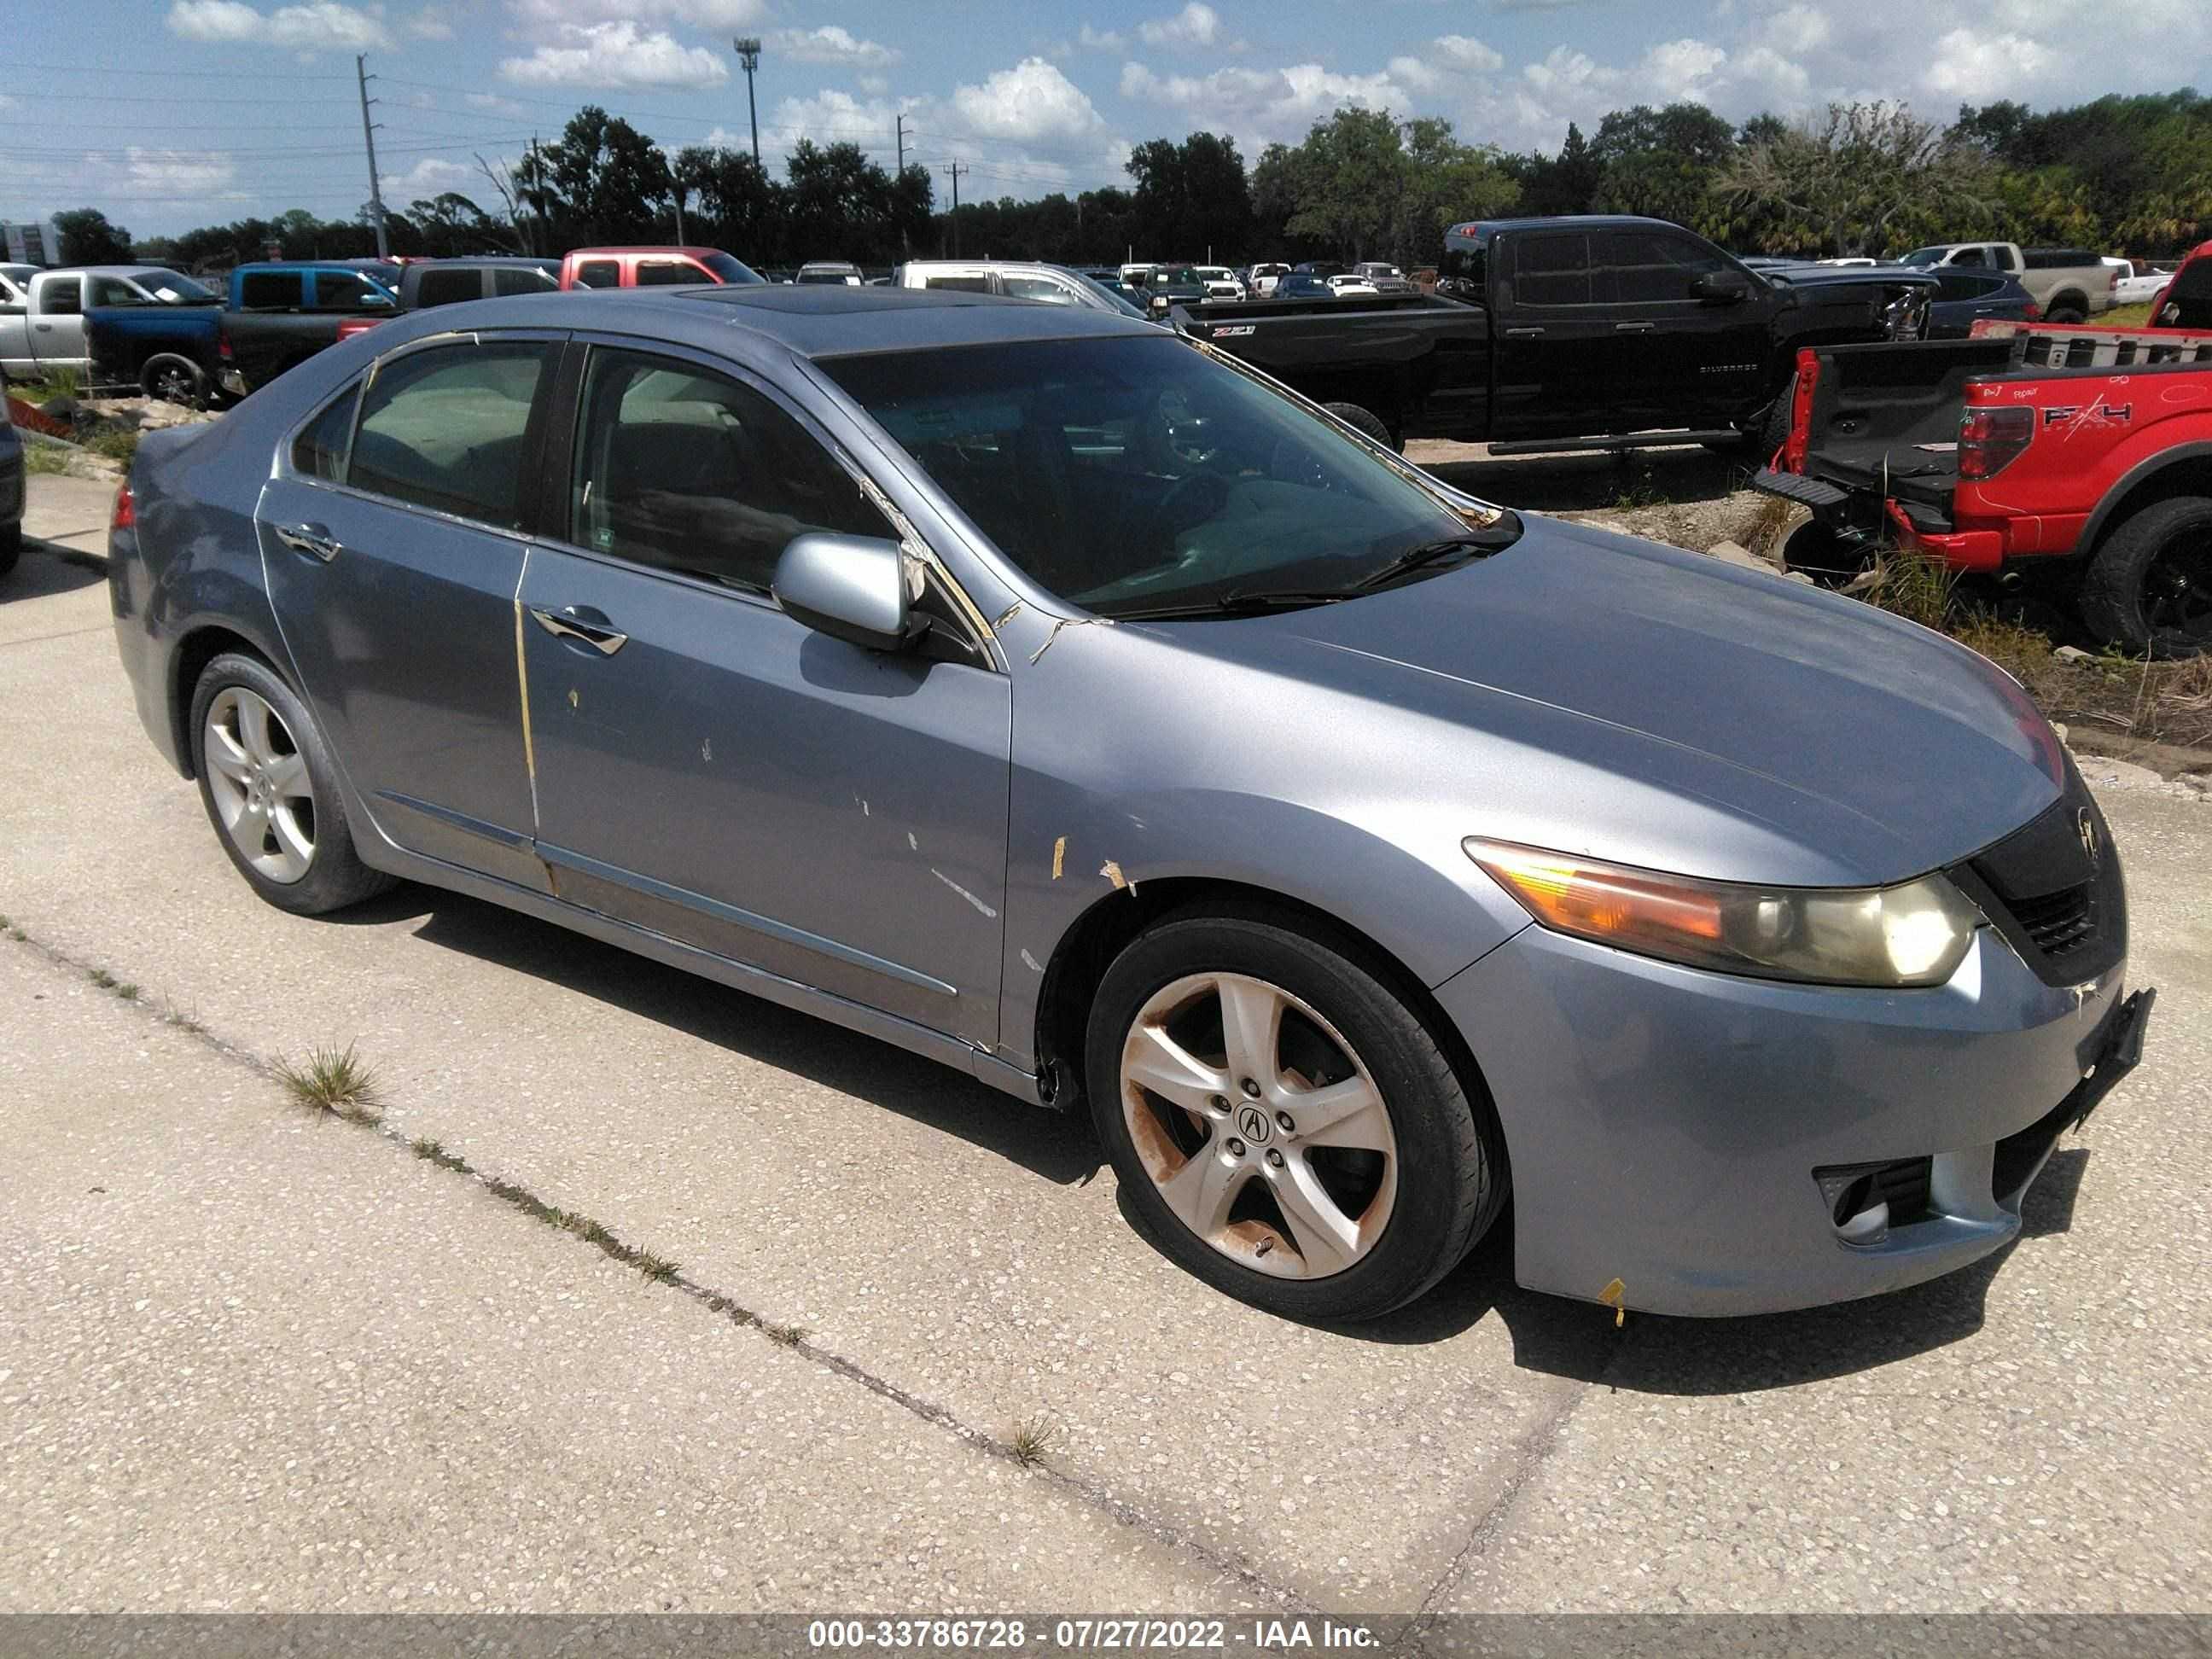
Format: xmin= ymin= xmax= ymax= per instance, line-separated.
xmin=1691 ymin=272 xmax=1751 ymax=305
xmin=772 ymin=533 xmax=917 ymax=652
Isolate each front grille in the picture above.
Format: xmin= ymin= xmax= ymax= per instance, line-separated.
xmin=1817 ymin=1155 xmax=1934 ymax=1229
xmin=1949 ymin=763 xmax=2126 ymax=987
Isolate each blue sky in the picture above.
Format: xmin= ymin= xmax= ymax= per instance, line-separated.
xmin=5 ymin=0 xmax=2205 ymax=237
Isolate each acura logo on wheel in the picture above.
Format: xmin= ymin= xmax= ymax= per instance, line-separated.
xmin=2078 ymin=808 xmax=2100 ymax=865
xmin=1237 ymin=1104 xmax=1272 ymax=1144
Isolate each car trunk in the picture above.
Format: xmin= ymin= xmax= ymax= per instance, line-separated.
xmin=1798 ymin=337 xmax=2016 ymax=513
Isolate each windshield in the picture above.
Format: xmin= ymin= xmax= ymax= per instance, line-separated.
xmin=700 ymin=252 xmax=766 ymax=285
xmin=1898 ymin=248 xmax=1944 ymax=267
xmin=823 ymin=335 xmax=1495 ymax=618
xmin=142 ymin=271 xmax=219 ymax=303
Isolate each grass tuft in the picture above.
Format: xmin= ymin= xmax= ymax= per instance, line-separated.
xmin=762 ymin=1320 xmax=806 ymax=1348
xmin=84 ymin=427 xmax=141 ymax=464
xmin=635 ymin=1251 xmax=682 ymax=1284
xmin=1855 ymin=550 xmax=1959 ymax=631
xmin=24 ymin=444 xmax=69 ymax=476
xmin=88 ymin=968 xmax=118 ymax=989
xmin=1010 ymin=1411 xmax=1062 ymax=1469
xmin=273 ymin=1041 xmax=382 ymax=1123
xmin=115 ymin=982 xmax=139 ymax=1002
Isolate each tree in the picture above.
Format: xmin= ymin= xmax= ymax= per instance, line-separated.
xmin=54 ymin=207 xmax=133 ymax=264
xmin=1514 ymin=122 xmax=1600 ymax=217
xmin=408 ymin=192 xmax=505 ymax=258
xmin=1589 ymin=103 xmax=1741 ymax=236
xmin=1254 ymin=109 xmax=1516 ymax=265
xmin=1714 ymin=101 xmax=1995 ymax=256
xmin=520 ymin=106 xmax=672 ymax=246
xmin=1126 ymin=131 xmax=1253 ymax=259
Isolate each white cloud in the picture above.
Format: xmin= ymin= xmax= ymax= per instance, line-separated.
xmin=1120 ymin=60 xmax=1413 ymax=154
xmin=166 ymin=0 xmax=391 ymax=50
xmin=1919 ymin=27 xmax=2053 ymax=98
xmin=764 ymin=89 xmax=904 ymax=152
xmin=507 ymin=0 xmax=764 ymax=26
xmin=1077 ymin=23 xmax=1124 ymax=50
xmin=106 ymin=147 xmax=242 ymax=199
xmin=765 ymin=25 xmax=899 ymax=67
xmin=405 ymin=6 xmax=453 ymax=38
xmin=500 ymin=20 xmax=730 ymax=88
xmin=382 ymin=156 xmax=478 ymax=200
xmin=952 ymin=56 xmax=1105 ymax=142
xmin=1137 ymin=3 xmax=1220 ymax=47
xmin=1760 ymin=4 xmax=1831 ymax=54
xmin=858 ymin=72 xmax=890 ymax=95
xmin=1641 ymin=38 xmax=1729 ymax=99
xmin=1435 ymin=34 xmax=1505 ymax=73
xmin=465 ymin=91 xmax=532 ymax=117
xmin=1388 ymin=56 xmax=1440 ymax=92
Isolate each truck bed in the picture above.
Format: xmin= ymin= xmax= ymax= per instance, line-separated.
xmin=1789 ymin=337 xmax=2012 ymax=511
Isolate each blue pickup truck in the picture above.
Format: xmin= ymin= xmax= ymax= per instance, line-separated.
xmin=86 ymin=262 xmax=397 ymax=404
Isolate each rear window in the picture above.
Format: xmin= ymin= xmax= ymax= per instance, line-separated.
xmin=1511 ymin=233 xmax=1591 ymax=306
xmin=697 ymin=252 xmax=764 ymax=285
xmin=1437 ymin=232 xmax=1487 ymax=299
xmin=413 ymin=266 xmax=484 ymax=309
xmin=239 ymin=271 xmax=303 ymax=309
xmin=346 ymin=341 xmax=551 ymax=527
xmin=493 ymin=266 xmax=556 ymax=296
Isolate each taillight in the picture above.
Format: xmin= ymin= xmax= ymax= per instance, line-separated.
xmin=1959 ymin=405 xmax=2034 ymax=480
xmin=112 ymin=483 xmax=136 ymax=531
xmin=218 ymin=329 xmax=234 ymax=361
xmin=2023 ymin=300 xmax=2042 ymax=321
xmin=1783 ymin=346 xmax=1819 ymax=471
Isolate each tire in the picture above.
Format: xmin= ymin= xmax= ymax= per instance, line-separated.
xmin=2045 ymin=301 xmax=2087 ymax=325
xmin=188 ymin=651 xmax=395 ymax=915
xmin=0 ymin=521 xmax=20 ymax=579
xmin=140 ymin=353 xmax=207 ymax=407
xmin=1780 ymin=519 xmax=1870 ymax=587
xmin=2079 ymin=495 xmax=2212 ymax=658
xmin=1086 ymin=905 xmax=1508 ymax=1322
xmin=1323 ymin=400 xmax=1402 ymax=454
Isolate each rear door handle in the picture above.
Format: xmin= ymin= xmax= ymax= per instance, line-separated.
xmin=531 ymin=606 xmax=628 ymax=655
xmin=273 ymin=521 xmax=341 ymax=562
xmin=1614 ymin=321 xmax=1656 ymax=333
xmin=1504 ymin=326 xmax=1545 ymax=338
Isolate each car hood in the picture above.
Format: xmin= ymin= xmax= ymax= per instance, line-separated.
xmin=1761 ymin=262 xmax=1937 ymax=292
xmin=1142 ymin=517 xmax=2064 ymax=888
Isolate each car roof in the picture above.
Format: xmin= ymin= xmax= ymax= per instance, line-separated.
xmin=401 ymin=283 xmax=1160 ymax=361
xmin=1447 ymin=214 xmax=1680 ymax=237
xmin=566 ymin=246 xmax=726 ymax=257
xmin=45 ymin=265 xmax=195 ymax=279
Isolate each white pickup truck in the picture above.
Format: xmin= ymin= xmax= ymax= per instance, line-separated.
xmin=1896 ymin=242 xmax=2117 ymax=323
xmin=0 ymin=265 xmax=213 ymax=382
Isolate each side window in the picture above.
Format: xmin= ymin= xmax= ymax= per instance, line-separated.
xmin=1437 ymin=237 xmax=1487 ymax=299
xmin=570 ymin=347 xmax=888 ymax=592
xmin=635 ymin=260 xmax=698 ymax=287
xmin=1995 ymin=246 xmax=2019 ymax=271
xmin=573 ymin=259 xmax=620 ymax=289
xmin=92 ymin=276 xmax=144 ymax=306
xmin=1953 ymin=247 xmax=1985 ymax=268
xmin=313 ymin=271 xmax=389 ymax=311
xmin=346 ymin=341 xmax=551 ymax=527
xmin=923 ymin=274 xmax=992 ymax=294
xmin=240 ymin=271 xmax=304 ymax=309
xmin=1511 ymin=234 xmax=1590 ymax=306
xmin=493 ymin=266 xmax=556 ymax=297
xmin=292 ymin=382 xmax=361 ymax=481
xmin=1597 ymin=230 xmax=1727 ymax=303
xmin=414 ymin=267 xmax=483 ymax=308
xmin=42 ymin=277 xmax=84 ymax=315
xmin=1003 ymin=274 xmax=1077 ymax=306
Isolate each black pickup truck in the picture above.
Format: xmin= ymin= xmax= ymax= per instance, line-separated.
xmin=1174 ymin=215 xmax=1936 ymax=452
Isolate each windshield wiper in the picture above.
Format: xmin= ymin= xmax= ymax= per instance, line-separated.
xmin=1109 ymin=586 xmax=1357 ymax=621
xmin=1353 ymin=518 xmax=1522 ymax=591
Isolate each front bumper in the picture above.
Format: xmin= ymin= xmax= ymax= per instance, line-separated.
xmin=1438 ymin=922 xmax=2151 ymax=1317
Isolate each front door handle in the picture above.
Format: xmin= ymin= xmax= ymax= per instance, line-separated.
xmin=1614 ymin=321 xmax=1656 ymax=333
xmin=1504 ymin=326 xmax=1545 ymax=338
xmin=531 ymin=605 xmax=628 ymax=655
xmin=273 ymin=521 xmax=341 ymax=562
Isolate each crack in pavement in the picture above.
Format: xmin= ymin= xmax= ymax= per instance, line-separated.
xmin=2 ymin=921 xmax=1310 ymax=1613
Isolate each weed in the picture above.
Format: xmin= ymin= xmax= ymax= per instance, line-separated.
xmin=88 ymin=968 xmax=117 ymax=990
xmin=1010 ymin=1411 xmax=1062 ymax=1469
xmin=1611 ymin=463 xmax=1670 ymax=510
xmin=84 ymin=427 xmax=141 ymax=464
xmin=25 ymin=445 xmax=69 ymax=476
xmin=273 ymin=1041 xmax=382 ymax=1123
xmin=1855 ymin=550 xmax=1959 ymax=630
xmin=636 ymin=1251 xmax=682 ymax=1284
xmin=410 ymin=1136 xmax=471 ymax=1173
xmin=762 ymin=1320 xmax=806 ymax=1348
xmin=114 ymin=983 xmax=139 ymax=1002
xmin=1742 ymin=492 xmax=1798 ymax=560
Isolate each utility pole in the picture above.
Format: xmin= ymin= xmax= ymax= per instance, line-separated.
xmin=356 ymin=54 xmax=389 ymax=260
xmin=732 ymin=36 xmax=762 ymax=169
xmin=895 ymin=112 xmax=907 ymax=176
xmin=945 ymin=160 xmax=966 ymax=257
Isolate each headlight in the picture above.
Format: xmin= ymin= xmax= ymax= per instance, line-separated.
xmin=1464 ymin=839 xmax=1982 ymax=988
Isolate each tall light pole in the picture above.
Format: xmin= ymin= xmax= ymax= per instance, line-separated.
xmin=732 ymin=36 xmax=761 ymax=169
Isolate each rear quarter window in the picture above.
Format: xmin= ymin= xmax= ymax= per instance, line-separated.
xmin=414 ymin=267 xmax=485 ymax=308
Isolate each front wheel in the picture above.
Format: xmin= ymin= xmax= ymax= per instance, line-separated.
xmin=2080 ymin=495 xmax=2212 ymax=658
xmin=1322 ymin=401 xmax=1402 ymax=454
xmin=189 ymin=652 xmax=395 ymax=914
xmin=1086 ymin=907 xmax=1507 ymax=1322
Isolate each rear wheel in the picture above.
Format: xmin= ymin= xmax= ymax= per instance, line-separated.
xmin=141 ymin=354 xmax=206 ymax=407
xmin=1086 ymin=907 xmax=1507 ymax=1322
xmin=1323 ymin=401 xmax=1401 ymax=454
xmin=2080 ymin=495 xmax=2212 ymax=657
xmin=2045 ymin=300 xmax=2087 ymax=325
xmin=189 ymin=652 xmax=395 ymax=914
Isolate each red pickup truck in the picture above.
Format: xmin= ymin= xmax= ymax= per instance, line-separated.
xmin=1754 ymin=319 xmax=2212 ymax=655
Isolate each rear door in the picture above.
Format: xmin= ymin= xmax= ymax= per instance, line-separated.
xmin=254 ymin=332 xmax=561 ymax=890
xmin=1592 ymin=226 xmax=1768 ymax=425
xmin=1491 ymin=230 xmax=1613 ymax=439
xmin=31 ymin=272 xmax=86 ymax=371
xmin=515 ymin=339 xmax=1012 ymax=1040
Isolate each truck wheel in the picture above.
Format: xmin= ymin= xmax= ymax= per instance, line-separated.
xmin=2081 ymin=495 xmax=2212 ymax=658
xmin=1324 ymin=402 xmax=1402 ymax=454
xmin=2045 ymin=300 xmax=2087 ymax=325
xmin=141 ymin=355 xmax=207 ymax=408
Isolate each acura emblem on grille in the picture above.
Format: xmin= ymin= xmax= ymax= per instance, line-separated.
xmin=2078 ymin=808 xmax=2100 ymax=864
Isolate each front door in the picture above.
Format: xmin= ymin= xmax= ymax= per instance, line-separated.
xmin=516 ymin=342 xmax=1012 ymax=1042
xmin=1591 ymin=227 xmax=1770 ymax=428
xmin=1490 ymin=230 xmax=1618 ymax=440
xmin=255 ymin=333 xmax=558 ymax=889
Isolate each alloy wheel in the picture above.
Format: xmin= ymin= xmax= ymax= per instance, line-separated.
xmin=202 ymin=686 xmax=317 ymax=883
xmin=2144 ymin=528 xmax=2212 ymax=649
xmin=1120 ymin=971 xmax=1398 ymax=1279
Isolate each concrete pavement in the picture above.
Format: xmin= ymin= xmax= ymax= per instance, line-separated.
xmin=3 ymin=476 xmax=2209 ymax=1615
